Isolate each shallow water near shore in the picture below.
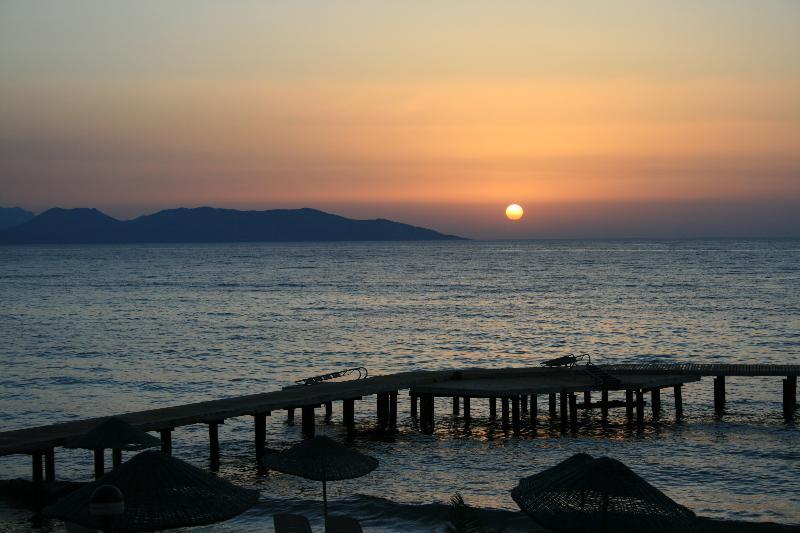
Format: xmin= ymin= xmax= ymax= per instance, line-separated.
xmin=1 ymin=240 xmax=799 ymax=531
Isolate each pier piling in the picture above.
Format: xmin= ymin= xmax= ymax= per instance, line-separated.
xmin=583 ymin=391 xmax=591 ymax=408
xmin=625 ymin=390 xmax=634 ymax=421
xmin=44 ymin=448 xmax=55 ymax=482
xmin=389 ymin=391 xmax=398 ymax=430
xmin=636 ymin=390 xmax=645 ymax=430
xmin=160 ymin=429 xmax=173 ymax=455
xmin=287 ymin=408 xmax=295 ymax=423
xmin=112 ymin=448 xmax=122 ymax=468
xmin=489 ymin=397 xmax=497 ymax=420
xmin=569 ymin=393 xmax=578 ymax=433
xmin=521 ymin=395 xmax=528 ymax=414
xmin=325 ymin=401 xmax=333 ymax=420
xmin=254 ymin=412 xmax=268 ymax=462
xmin=714 ymin=376 xmax=726 ymax=415
xmin=651 ymin=388 xmax=661 ymax=420
xmin=601 ymin=389 xmax=609 ymax=422
xmin=784 ymin=376 xmax=797 ymax=420
xmin=452 ymin=396 xmax=460 ymax=417
xmin=549 ymin=393 xmax=557 ymax=418
xmin=410 ymin=393 xmax=418 ymax=418
xmin=301 ymin=406 xmax=315 ymax=438
xmin=674 ymin=385 xmax=683 ymax=420
xmin=511 ymin=396 xmax=521 ymax=433
xmin=530 ymin=395 xmax=538 ymax=427
xmin=501 ymin=397 xmax=510 ymax=430
xmin=32 ymin=452 xmax=43 ymax=514
xmin=208 ymin=421 xmax=220 ymax=469
xmin=376 ymin=392 xmax=389 ymax=429
xmin=420 ymin=393 xmax=434 ymax=434
xmin=343 ymin=399 xmax=355 ymax=438
xmin=560 ymin=391 xmax=568 ymax=432
xmin=93 ymin=448 xmax=104 ymax=479
xmin=463 ymin=396 xmax=471 ymax=423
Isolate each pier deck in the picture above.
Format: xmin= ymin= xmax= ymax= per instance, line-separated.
xmin=0 ymin=363 xmax=797 ymax=459
xmin=412 ymin=373 xmax=700 ymax=397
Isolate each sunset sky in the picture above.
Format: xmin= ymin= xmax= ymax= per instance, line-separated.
xmin=1 ymin=1 xmax=798 ymax=238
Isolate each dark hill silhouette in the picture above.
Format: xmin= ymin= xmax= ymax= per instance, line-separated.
xmin=0 ymin=206 xmax=463 ymax=244
xmin=0 ymin=207 xmax=34 ymax=231
xmin=0 ymin=208 xmax=124 ymax=244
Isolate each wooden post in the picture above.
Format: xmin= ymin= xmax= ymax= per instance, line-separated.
xmin=530 ymin=395 xmax=538 ymax=427
xmin=93 ymin=448 xmax=104 ymax=479
xmin=625 ymin=390 xmax=634 ymax=420
xmin=549 ymin=393 xmax=557 ymax=418
xmin=501 ymin=397 xmax=510 ymax=429
xmin=560 ymin=391 xmax=568 ymax=432
xmin=389 ymin=391 xmax=398 ymax=430
xmin=452 ymin=396 xmax=460 ymax=417
xmin=583 ymin=391 xmax=591 ymax=408
xmin=421 ymin=393 xmax=435 ymax=434
xmin=112 ymin=448 xmax=122 ymax=468
xmin=343 ymin=399 xmax=356 ymax=439
xmin=463 ymin=396 xmax=471 ymax=423
xmin=569 ymin=393 xmax=579 ymax=432
xmin=377 ymin=392 xmax=390 ymax=429
xmin=32 ymin=452 xmax=43 ymax=514
xmin=208 ymin=421 xmax=220 ymax=468
xmin=636 ymin=389 xmax=645 ymax=430
xmin=410 ymin=393 xmax=418 ymax=418
xmin=489 ymin=397 xmax=497 ymax=420
xmin=287 ymin=407 xmax=295 ymax=422
xmin=254 ymin=412 xmax=268 ymax=461
xmin=302 ymin=406 xmax=315 ymax=438
xmin=521 ymin=395 xmax=528 ymax=414
xmin=600 ymin=388 xmax=609 ymax=423
xmin=160 ymin=429 xmax=172 ymax=455
xmin=325 ymin=401 xmax=333 ymax=420
xmin=714 ymin=376 xmax=726 ymax=415
xmin=511 ymin=396 xmax=521 ymax=433
xmin=674 ymin=384 xmax=683 ymax=420
xmin=784 ymin=376 xmax=797 ymax=420
xmin=44 ymin=448 xmax=55 ymax=482
xmin=651 ymin=388 xmax=661 ymax=420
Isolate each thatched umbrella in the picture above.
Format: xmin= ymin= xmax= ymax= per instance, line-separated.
xmin=511 ymin=455 xmax=696 ymax=533
xmin=262 ymin=435 xmax=378 ymax=520
xmin=63 ymin=417 xmax=161 ymax=476
xmin=44 ymin=450 xmax=259 ymax=531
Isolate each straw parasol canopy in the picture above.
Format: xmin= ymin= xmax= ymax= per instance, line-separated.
xmin=63 ymin=417 xmax=161 ymax=451
xmin=44 ymin=450 xmax=259 ymax=531
xmin=511 ymin=454 xmax=696 ymax=533
xmin=261 ymin=435 xmax=378 ymax=520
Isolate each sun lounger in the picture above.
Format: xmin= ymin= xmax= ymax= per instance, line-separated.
xmin=326 ymin=515 xmax=363 ymax=533
xmin=274 ymin=513 xmax=313 ymax=533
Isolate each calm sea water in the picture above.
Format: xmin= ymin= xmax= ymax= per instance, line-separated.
xmin=1 ymin=241 xmax=799 ymax=531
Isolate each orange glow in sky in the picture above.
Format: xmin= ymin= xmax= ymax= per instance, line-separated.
xmin=1 ymin=1 xmax=798 ymax=238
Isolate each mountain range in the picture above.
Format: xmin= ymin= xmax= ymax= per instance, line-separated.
xmin=0 ymin=207 xmax=463 ymax=244
xmin=0 ymin=207 xmax=34 ymax=231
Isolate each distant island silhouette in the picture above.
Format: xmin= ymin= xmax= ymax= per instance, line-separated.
xmin=0 ymin=207 xmax=34 ymax=231
xmin=0 ymin=207 xmax=464 ymax=244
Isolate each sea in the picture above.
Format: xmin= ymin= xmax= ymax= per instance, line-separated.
xmin=0 ymin=240 xmax=798 ymax=531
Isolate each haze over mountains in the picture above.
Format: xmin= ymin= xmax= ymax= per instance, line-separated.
xmin=0 ymin=207 xmax=462 ymax=244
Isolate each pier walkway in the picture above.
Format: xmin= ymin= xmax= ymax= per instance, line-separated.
xmin=1 ymin=362 xmax=797 ymax=512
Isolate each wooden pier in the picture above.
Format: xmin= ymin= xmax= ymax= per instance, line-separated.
xmin=1 ymin=363 xmax=797 ymax=513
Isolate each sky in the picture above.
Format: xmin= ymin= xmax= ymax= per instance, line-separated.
xmin=1 ymin=1 xmax=798 ymax=239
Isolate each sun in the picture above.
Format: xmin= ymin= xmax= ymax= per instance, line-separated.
xmin=505 ymin=204 xmax=524 ymax=221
